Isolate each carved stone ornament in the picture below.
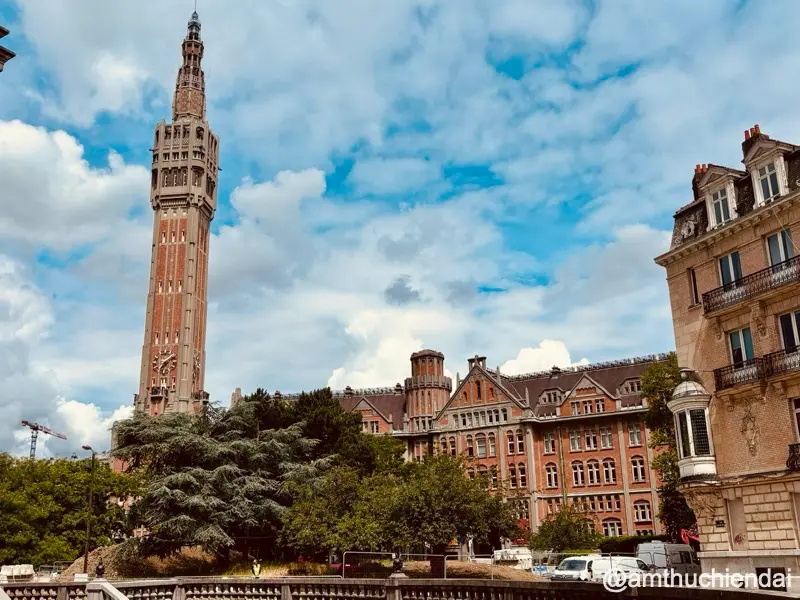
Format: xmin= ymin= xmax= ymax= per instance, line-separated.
xmin=682 ymin=489 xmax=723 ymax=520
xmin=750 ymin=302 xmax=767 ymax=338
xmin=741 ymin=403 xmax=759 ymax=456
xmin=681 ymin=217 xmax=696 ymax=239
xmin=712 ymin=317 xmax=723 ymax=341
xmin=193 ymin=350 xmax=201 ymax=381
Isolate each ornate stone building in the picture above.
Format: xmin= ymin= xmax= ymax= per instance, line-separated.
xmin=277 ymin=351 xmax=668 ymax=537
xmin=0 ymin=25 xmax=15 ymax=72
xmin=134 ymin=11 xmax=219 ymax=416
xmin=655 ymin=125 xmax=800 ymax=576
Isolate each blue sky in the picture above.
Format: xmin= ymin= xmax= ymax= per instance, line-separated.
xmin=2 ymin=0 xmax=800 ymax=456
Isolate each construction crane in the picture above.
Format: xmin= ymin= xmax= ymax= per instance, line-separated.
xmin=20 ymin=420 xmax=67 ymax=459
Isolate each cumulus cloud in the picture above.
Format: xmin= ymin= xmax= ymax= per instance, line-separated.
xmin=499 ymin=341 xmax=589 ymax=376
xmin=384 ymin=276 xmax=422 ymax=306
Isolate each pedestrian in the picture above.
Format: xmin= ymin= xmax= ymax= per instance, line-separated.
xmin=251 ymin=558 xmax=261 ymax=578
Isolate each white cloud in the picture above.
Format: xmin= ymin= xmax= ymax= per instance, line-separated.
xmin=500 ymin=341 xmax=589 ymax=376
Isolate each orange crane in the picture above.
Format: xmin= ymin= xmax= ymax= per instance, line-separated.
xmin=20 ymin=420 xmax=67 ymax=459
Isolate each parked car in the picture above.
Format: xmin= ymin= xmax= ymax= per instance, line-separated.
xmin=550 ymin=555 xmax=603 ymax=581
xmin=589 ymin=556 xmax=651 ymax=583
xmin=636 ymin=542 xmax=701 ymax=577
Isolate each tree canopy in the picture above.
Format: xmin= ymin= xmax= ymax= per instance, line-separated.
xmin=527 ymin=503 xmax=600 ymax=552
xmin=641 ymin=352 xmax=697 ymax=540
xmin=0 ymin=453 xmax=136 ymax=566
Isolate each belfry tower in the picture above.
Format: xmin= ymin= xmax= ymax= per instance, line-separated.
xmin=134 ymin=10 xmax=219 ymax=416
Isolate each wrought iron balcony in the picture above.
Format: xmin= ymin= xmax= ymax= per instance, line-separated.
xmin=150 ymin=386 xmax=169 ymax=397
xmin=764 ymin=348 xmax=800 ymax=378
xmin=702 ymin=255 xmax=800 ymax=313
xmin=713 ymin=357 xmax=767 ymax=390
xmin=788 ymin=444 xmax=800 ymax=472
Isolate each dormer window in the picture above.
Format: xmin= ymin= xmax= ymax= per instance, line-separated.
xmin=710 ymin=188 xmax=732 ymax=225
xmin=758 ymin=162 xmax=781 ymax=202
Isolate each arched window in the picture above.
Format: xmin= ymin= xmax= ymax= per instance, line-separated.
xmin=449 ymin=437 xmax=456 ymax=456
xmin=545 ymin=463 xmax=558 ymax=488
xmin=440 ymin=438 xmax=447 ymax=454
xmin=490 ymin=466 xmax=498 ymax=489
xmin=507 ymin=431 xmax=515 ymax=454
xmin=476 ymin=434 xmax=487 ymax=458
xmin=501 ymin=408 xmax=508 ymax=422
xmin=509 ymin=464 xmax=517 ymax=488
xmin=634 ymin=500 xmax=652 ymax=523
xmin=467 ymin=468 xmax=475 ymax=480
xmin=488 ymin=433 xmax=496 ymax=457
xmin=516 ymin=430 xmax=524 ymax=453
xmin=466 ymin=435 xmax=474 ymax=457
xmin=631 ymin=456 xmax=647 ymax=482
xmin=572 ymin=461 xmax=585 ymax=486
xmin=586 ymin=460 xmax=601 ymax=485
xmin=518 ymin=463 xmax=527 ymax=488
xmin=603 ymin=518 xmax=623 ymax=537
xmin=494 ymin=409 xmax=500 ymax=422
xmin=603 ymin=459 xmax=617 ymax=484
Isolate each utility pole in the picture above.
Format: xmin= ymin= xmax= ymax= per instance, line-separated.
xmin=82 ymin=445 xmax=97 ymax=574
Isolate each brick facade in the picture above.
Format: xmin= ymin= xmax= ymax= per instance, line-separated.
xmin=275 ymin=352 xmax=668 ymax=538
xmin=133 ymin=11 xmax=218 ymax=417
xmin=656 ymin=125 xmax=800 ymax=575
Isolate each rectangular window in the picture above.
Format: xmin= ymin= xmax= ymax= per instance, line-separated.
xmin=477 ymin=436 xmax=487 ymax=458
xmin=629 ymin=423 xmax=642 ymax=446
xmin=571 ymin=401 xmax=580 ymax=416
xmin=596 ymin=399 xmax=605 ymax=413
xmin=729 ymin=327 xmax=754 ymax=367
xmin=158 ymin=280 xmax=163 ymax=293
xmin=779 ymin=311 xmax=800 ymax=352
xmin=600 ymin=427 xmax=613 ymax=449
xmin=688 ymin=268 xmax=700 ymax=306
xmin=181 ymin=231 xmax=186 ymax=243
xmin=168 ymin=280 xmax=173 ymax=293
xmin=569 ymin=429 xmax=581 ymax=452
xmin=517 ymin=432 xmax=524 ymax=454
xmin=719 ymin=251 xmax=742 ymax=287
xmin=543 ymin=432 xmax=555 ymax=454
xmin=583 ymin=400 xmax=593 ymax=414
xmin=794 ymin=400 xmax=800 ymax=440
xmin=584 ymin=429 xmax=597 ymax=450
xmin=178 ymin=281 xmax=183 ymax=293
xmin=767 ymin=230 xmax=794 ymax=267
xmin=711 ymin=187 xmax=732 ymax=225
xmin=758 ymin=162 xmax=781 ymax=202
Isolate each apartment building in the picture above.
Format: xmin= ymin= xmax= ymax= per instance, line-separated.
xmin=275 ymin=351 xmax=668 ymax=537
xmin=655 ymin=125 xmax=800 ymax=575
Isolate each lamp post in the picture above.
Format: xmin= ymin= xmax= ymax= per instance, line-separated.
xmin=82 ymin=445 xmax=97 ymax=575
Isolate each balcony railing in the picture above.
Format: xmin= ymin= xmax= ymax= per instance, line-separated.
xmin=149 ymin=386 xmax=169 ymax=397
xmin=714 ymin=349 xmax=800 ymax=390
xmin=702 ymin=255 xmax=800 ymax=313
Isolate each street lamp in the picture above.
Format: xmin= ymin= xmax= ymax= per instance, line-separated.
xmin=82 ymin=445 xmax=96 ymax=575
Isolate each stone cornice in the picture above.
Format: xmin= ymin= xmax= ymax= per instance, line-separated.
xmin=655 ymin=191 xmax=800 ymax=267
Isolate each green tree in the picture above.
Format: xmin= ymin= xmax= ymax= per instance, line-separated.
xmin=113 ymin=399 xmax=331 ymax=562
xmin=528 ymin=503 xmax=600 ymax=552
xmin=641 ymin=352 xmax=697 ymax=540
xmin=0 ymin=453 xmax=136 ymax=566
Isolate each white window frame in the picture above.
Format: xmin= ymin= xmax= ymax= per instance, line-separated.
xmin=543 ymin=432 xmax=555 ymax=454
xmin=754 ymin=160 xmax=784 ymax=205
xmin=488 ymin=434 xmax=496 ymax=457
xmin=629 ymin=423 xmax=642 ymax=447
xmin=517 ymin=431 xmax=524 ymax=454
xmin=603 ymin=519 xmax=623 ymax=537
xmin=584 ymin=428 xmax=597 ymax=450
xmin=570 ymin=401 xmax=580 ymax=415
xmin=631 ymin=456 xmax=646 ymax=482
xmin=710 ymin=186 xmax=733 ymax=226
xmin=569 ymin=429 xmax=581 ymax=451
xmin=572 ymin=462 xmax=585 ymax=486
xmin=779 ymin=310 xmax=800 ymax=351
xmin=587 ymin=461 xmax=600 ymax=485
xmin=675 ymin=408 xmax=714 ymax=458
xmin=634 ymin=501 xmax=652 ymax=522
xmin=603 ymin=459 xmax=617 ymax=484
xmin=766 ymin=229 xmax=794 ymax=266
xmin=545 ymin=464 xmax=558 ymax=488
xmin=596 ymin=399 xmax=605 ymax=413
xmin=600 ymin=426 xmax=613 ymax=449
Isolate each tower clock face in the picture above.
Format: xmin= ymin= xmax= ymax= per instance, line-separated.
xmin=152 ymin=348 xmax=177 ymax=374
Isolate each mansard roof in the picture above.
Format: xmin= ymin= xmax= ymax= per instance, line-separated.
xmin=497 ymin=353 xmax=669 ymax=408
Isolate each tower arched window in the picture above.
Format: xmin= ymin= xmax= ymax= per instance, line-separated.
xmin=467 ymin=468 xmax=475 ymax=480
xmin=466 ymin=435 xmax=474 ymax=457
xmin=509 ymin=464 xmax=517 ymax=488
xmin=488 ymin=433 xmax=496 ymax=457
xmin=440 ymin=438 xmax=447 ymax=454
xmin=517 ymin=430 xmax=524 ymax=453
xmin=586 ymin=460 xmax=600 ymax=485
xmin=518 ymin=463 xmax=527 ymax=488
xmin=449 ymin=437 xmax=456 ymax=456
xmin=507 ymin=431 xmax=515 ymax=454
xmin=490 ymin=466 xmax=498 ymax=489
xmin=631 ymin=456 xmax=647 ymax=482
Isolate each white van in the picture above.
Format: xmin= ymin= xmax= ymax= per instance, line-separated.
xmin=590 ymin=556 xmax=651 ymax=582
xmin=636 ymin=542 xmax=701 ymax=577
xmin=551 ymin=555 xmax=603 ymax=581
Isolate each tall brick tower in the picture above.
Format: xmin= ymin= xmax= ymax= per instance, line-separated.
xmin=134 ymin=10 xmax=219 ymax=416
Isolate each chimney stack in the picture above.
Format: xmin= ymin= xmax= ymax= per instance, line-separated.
xmin=754 ymin=124 xmax=761 ymax=135
xmin=744 ymin=129 xmax=751 ymax=141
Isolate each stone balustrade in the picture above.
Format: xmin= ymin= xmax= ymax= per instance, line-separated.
xmin=0 ymin=576 xmax=779 ymax=600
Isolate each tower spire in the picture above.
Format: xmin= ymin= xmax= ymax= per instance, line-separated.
xmin=172 ymin=9 xmax=206 ymax=121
